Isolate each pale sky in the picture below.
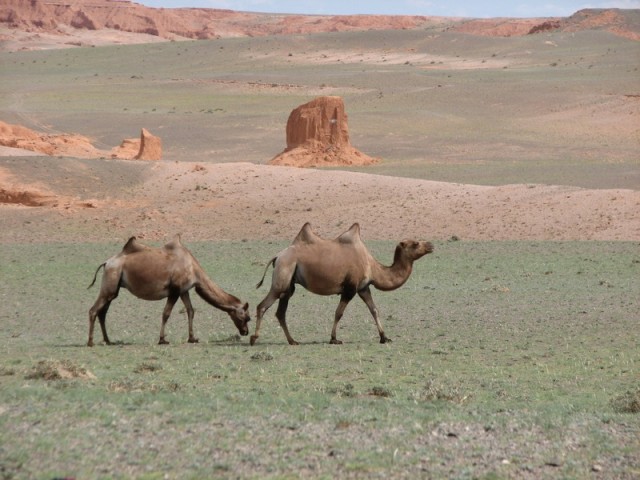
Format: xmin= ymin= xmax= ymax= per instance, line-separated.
xmin=139 ymin=0 xmax=640 ymax=18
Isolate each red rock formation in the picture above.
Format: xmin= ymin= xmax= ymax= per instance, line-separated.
xmin=0 ymin=120 xmax=100 ymax=157
xmin=452 ymin=18 xmax=549 ymax=37
xmin=269 ymin=96 xmax=377 ymax=168
xmin=135 ymin=128 xmax=162 ymax=161
xmin=0 ymin=120 xmax=161 ymax=160
xmin=1 ymin=0 xmax=637 ymax=48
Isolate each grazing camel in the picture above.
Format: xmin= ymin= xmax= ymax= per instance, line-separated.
xmin=251 ymin=223 xmax=433 ymax=346
xmin=87 ymin=235 xmax=250 ymax=346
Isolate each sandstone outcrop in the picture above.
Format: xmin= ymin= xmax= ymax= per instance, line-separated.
xmin=0 ymin=120 xmax=100 ymax=158
xmin=135 ymin=128 xmax=162 ymax=161
xmin=0 ymin=120 xmax=161 ymax=160
xmin=269 ymin=96 xmax=378 ymax=168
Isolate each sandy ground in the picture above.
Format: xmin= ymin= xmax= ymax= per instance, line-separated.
xmin=1 ymin=158 xmax=638 ymax=244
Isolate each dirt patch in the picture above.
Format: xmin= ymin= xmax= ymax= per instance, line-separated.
xmin=25 ymin=360 xmax=96 ymax=381
xmin=0 ymin=166 xmax=58 ymax=206
xmin=0 ymin=165 xmax=102 ymax=209
xmin=0 ymin=186 xmax=53 ymax=206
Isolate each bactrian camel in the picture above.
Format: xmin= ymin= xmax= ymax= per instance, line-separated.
xmin=87 ymin=235 xmax=250 ymax=346
xmin=251 ymin=222 xmax=433 ymax=346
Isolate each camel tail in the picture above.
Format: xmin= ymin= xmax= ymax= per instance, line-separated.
xmin=87 ymin=263 xmax=106 ymax=289
xmin=256 ymin=257 xmax=277 ymax=289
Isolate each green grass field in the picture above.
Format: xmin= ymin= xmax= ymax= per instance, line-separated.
xmin=1 ymin=240 xmax=638 ymax=478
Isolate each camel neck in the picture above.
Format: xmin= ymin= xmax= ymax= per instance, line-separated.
xmin=371 ymin=246 xmax=413 ymax=291
xmin=196 ymin=273 xmax=239 ymax=312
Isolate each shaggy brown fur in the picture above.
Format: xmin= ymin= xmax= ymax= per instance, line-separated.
xmin=252 ymin=223 xmax=433 ymax=345
xmin=87 ymin=235 xmax=250 ymax=346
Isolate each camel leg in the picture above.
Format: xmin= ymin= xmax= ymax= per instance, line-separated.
xmin=251 ymin=289 xmax=280 ymax=346
xmin=88 ymin=295 xmax=115 ymax=347
xmin=330 ymin=293 xmax=354 ymax=345
xmin=275 ymin=287 xmax=298 ymax=345
xmin=358 ymin=287 xmax=391 ymax=344
xmin=181 ymin=292 xmax=198 ymax=344
xmin=159 ymin=294 xmax=179 ymax=345
xmin=97 ymin=302 xmax=113 ymax=346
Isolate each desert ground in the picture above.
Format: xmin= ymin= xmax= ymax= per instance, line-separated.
xmin=1 ymin=22 xmax=639 ymax=244
xmin=0 ymin=4 xmax=639 ymax=479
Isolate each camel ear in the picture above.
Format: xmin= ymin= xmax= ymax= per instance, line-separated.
xmin=243 ymin=302 xmax=249 ymax=311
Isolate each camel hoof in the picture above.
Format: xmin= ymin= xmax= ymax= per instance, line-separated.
xmin=87 ymin=341 xmax=94 ymax=347
xmin=380 ymin=336 xmax=392 ymax=344
xmin=188 ymin=337 xmax=199 ymax=344
xmin=288 ymin=340 xmax=300 ymax=346
xmin=330 ymin=338 xmax=343 ymax=345
xmin=159 ymin=338 xmax=170 ymax=345
xmin=250 ymin=335 xmax=258 ymax=346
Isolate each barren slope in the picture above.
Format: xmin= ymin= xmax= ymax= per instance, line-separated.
xmin=1 ymin=158 xmax=638 ymax=244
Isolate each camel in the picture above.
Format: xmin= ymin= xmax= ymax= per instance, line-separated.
xmin=251 ymin=223 xmax=433 ymax=346
xmin=87 ymin=235 xmax=250 ymax=346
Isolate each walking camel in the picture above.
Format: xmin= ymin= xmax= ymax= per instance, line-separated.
xmin=87 ymin=235 xmax=250 ymax=346
xmin=251 ymin=223 xmax=433 ymax=346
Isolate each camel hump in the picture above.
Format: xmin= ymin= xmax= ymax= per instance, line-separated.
xmin=293 ymin=222 xmax=321 ymax=244
xmin=164 ymin=233 xmax=184 ymax=251
xmin=338 ymin=223 xmax=361 ymax=244
xmin=121 ymin=236 xmax=147 ymax=255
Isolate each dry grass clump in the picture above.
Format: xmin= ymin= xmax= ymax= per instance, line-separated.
xmin=250 ymin=352 xmax=274 ymax=361
xmin=0 ymin=366 xmax=16 ymax=376
xmin=611 ymin=388 xmax=640 ymax=414
xmin=25 ymin=360 xmax=95 ymax=381
xmin=107 ymin=378 xmax=179 ymax=393
xmin=420 ymin=379 xmax=470 ymax=405
xmin=133 ymin=362 xmax=163 ymax=373
xmin=369 ymin=386 xmax=393 ymax=398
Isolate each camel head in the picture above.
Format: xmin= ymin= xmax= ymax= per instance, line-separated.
xmin=228 ymin=302 xmax=251 ymax=336
xmin=396 ymin=240 xmax=434 ymax=262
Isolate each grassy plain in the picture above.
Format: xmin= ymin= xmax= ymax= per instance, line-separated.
xmin=0 ymin=240 xmax=638 ymax=478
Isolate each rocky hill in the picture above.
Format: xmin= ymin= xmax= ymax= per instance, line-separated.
xmin=1 ymin=0 xmax=638 ymax=51
xmin=453 ymin=8 xmax=639 ymax=39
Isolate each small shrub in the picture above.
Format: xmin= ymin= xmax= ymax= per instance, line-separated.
xmin=250 ymin=352 xmax=274 ymax=361
xmin=420 ymin=379 xmax=469 ymax=405
xmin=369 ymin=386 xmax=393 ymax=398
xmin=611 ymin=389 xmax=640 ymax=414
xmin=331 ymin=383 xmax=356 ymax=397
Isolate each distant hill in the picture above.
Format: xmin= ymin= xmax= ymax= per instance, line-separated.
xmin=452 ymin=8 xmax=639 ymax=40
xmin=1 ymin=0 xmax=638 ymax=51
